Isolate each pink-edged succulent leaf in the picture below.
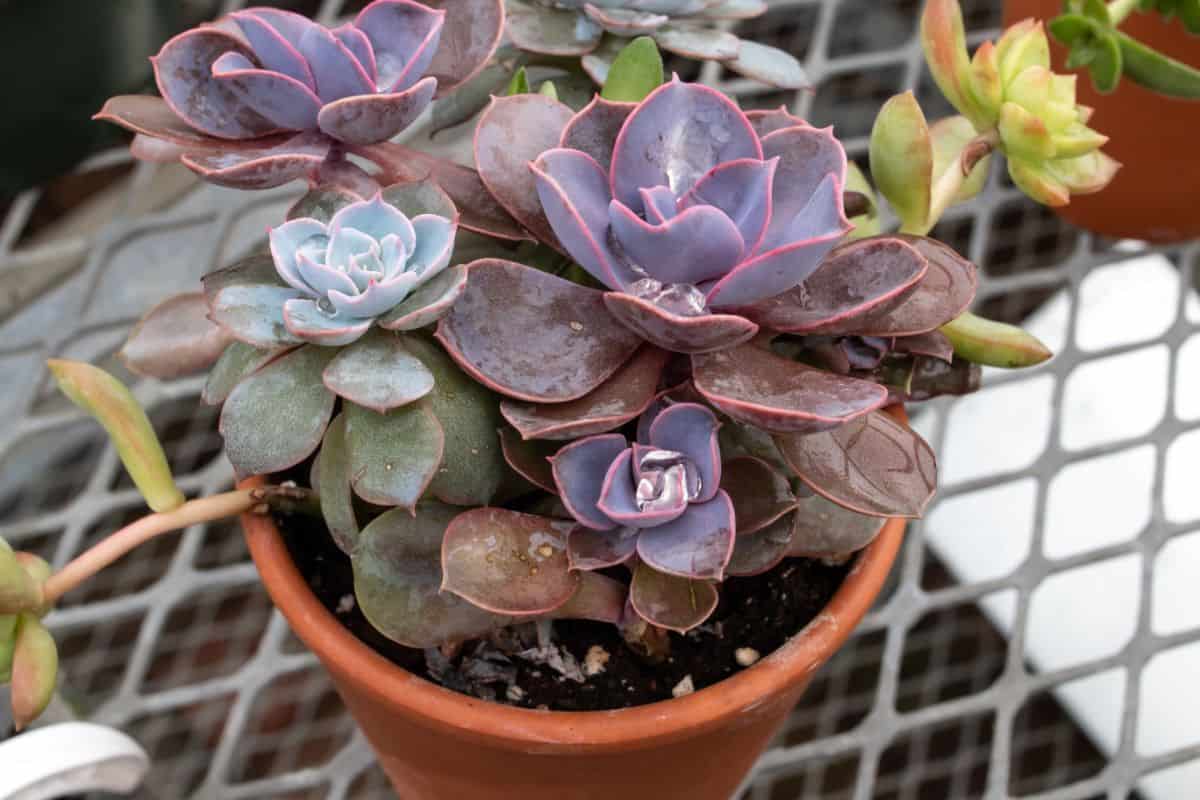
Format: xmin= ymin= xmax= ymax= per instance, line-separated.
xmin=701 ymin=0 xmax=769 ymax=18
xmin=508 ymin=6 xmax=603 ymax=55
xmin=609 ymin=201 xmax=747 ymax=286
xmin=288 ymin=185 xmax=359 ymax=222
xmin=893 ymin=330 xmax=954 ymax=362
xmin=678 ymin=157 xmax=775 ymax=253
xmin=775 ymin=409 xmax=936 ymax=518
xmin=852 ymin=235 xmax=978 ymax=336
xmin=567 ymin=525 xmax=640 ymax=570
xmin=181 ymin=133 xmax=330 ymax=189
xmin=602 ymin=292 xmax=759 ymax=354
xmin=202 ymin=253 xmax=304 ymax=349
xmin=499 ymin=426 xmax=558 ymax=492
xmin=645 ymin=402 xmax=722 ymax=502
xmin=94 ymin=95 xmax=287 ymax=150
xmin=610 ymin=78 xmax=761 ymax=208
xmin=653 ymin=26 xmax=740 ymax=60
xmin=316 ymin=413 xmax=360 ymax=555
xmin=718 ymin=417 xmax=790 ymax=474
xmin=441 ymin=508 xmax=580 ymax=615
xmin=546 ymin=571 xmax=627 ymax=624
xmin=635 ymin=490 xmax=736 ymax=580
xmin=202 ymin=342 xmax=294 ymax=405
xmin=585 ymin=5 xmax=668 ymax=34
xmin=316 ymin=77 xmax=437 ymax=144
xmin=344 ymin=399 xmax=444 ymax=509
xmin=353 ymin=0 xmax=445 ymax=92
xmin=745 ymin=106 xmax=808 ymax=138
xmin=403 ymin=336 xmax=507 ymax=507
xmin=720 ymin=455 xmax=796 ymax=535
xmin=377 ymin=263 xmax=468 ymax=331
xmin=475 ymin=94 xmax=575 ymax=249
xmin=424 ymin=0 xmax=505 ymax=94
xmin=500 ymin=346 xmax=669 ymax=440
xmin=597 ymin=449 xmax=689 ymax=528
xmin=629 ymin=560 xmax=718 ymax=633
xmin=282 ymin=299 xmax=373 ymax=346
xmin=437 ymin=259 xmax=642 ymax=402
xmin=120 ymin=292 xmax=234 ymax=380
xmin=381 ymin=178 xmax=459 ymax=220
xmin=738 ymin=236 xmax=928 ymax=334
xmin=10 ymin=614 xmax=57 ymax=731
xmin=219 ymin=345 xmax=336 ymax=478
xmin=758 ymin=125 xmax=847 ymax=245
xmin=727 ymin=513 xmax=793 ymax=577
xmin=208 ymin=50 xmax=323 ymax=130
xmin=353 ymin=504 xmax=508 ymax=648
xmin=321 ymin=329 xmax=434 ymax=413
xmin=693 ymin=343 xmax=887 ymax=433
xmin=920 ymin=0 xmax=983 ymax=124
xmin=788 ymin=488 xmax=886 ymax=559
xmin=550 ymin=433 xmax=627 ymax=531
xmin=724 ymin=40 xmax=809 ymax=89
xmin=561 ymin=96 xmax=635 ymax=172
xmin=152 ymin=28 xmax=277 ymax=139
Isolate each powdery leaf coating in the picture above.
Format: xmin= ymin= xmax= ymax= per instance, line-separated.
xmin=316 ymin=78 xmax=438 ymax=144
xmin=500 ymin=346 xmax=669 ymax=440
xmin=551 ymin=433 xmax=628 ymax=531
xmin=474 ymin=94 xmax=575 ymax=248
xmin=203 ymin=342 xmax=293 ymax=405
xmin=441 ymin=508 xmax=580 ymax=614
xmin=561 ymin=96 xmax=636 ymax=171
xmin=508 ymin=6 xmax=603 ymax=55
xmin=788 ymin=489 xmax=886 ymax=559
xmin=726 ymin=513 xmax=793 ymax=577
xmin=204 ymin=255 xmax=304 ymax=349
xmin=652 ymin=26 xmax=740 ymax=60
xmin=322 ymin=329 xmax=434 ymax=413
xmin=404 ymin=336 xmax=508 ymax=507
xmin=316 ymin=414 xmax=360 ymax=555
xmin=120 ymin=292 xmax=234 ymax=380
xmin=288 ymin=185 xmax=360 ymax=223
xmin=629 ymin=561 xmax=718 ymax=633
xmin=436 ymin=260 xmax=642 ymax=403
xmin=499 ymin=427 xmax=558 ymax=492
xmin=737 ymin=237 xmax=928 ymax=335
xmin=344 ymin=400 xmax=444 ymax=509
xmin=634 ymin=491 xmax=736 ymax=580
xmin=181 ymin=133 xmax=331 ymax=190
xmin=95 ymin=95 xmax=285 ymax=149
xmin=423 ymin=0 xmax=506 ymax=95
xmin=353 ymin=504 xmax=508 ymax=648
xmin=602 ymin=292 xmax=759 ymax=354
xmin=377 ymin=264 xmax=469 ymax=331
xmin=853 ymin=235 xmax=978 ymax=336
xmin=693 ymin=343 xmax=887 ymax=434
xmin=719 ymin=455 xmax=797 ymax=535
xmin=219 ymin=345 xmax=336 ymax=477
xmin=566 ymin=525 xmax=639 ymax=570
xmin=774 ymin=410 xmax=937 ymax=519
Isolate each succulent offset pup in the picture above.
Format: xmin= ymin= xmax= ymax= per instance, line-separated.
xmin=3 ymin=0 xmax=1105 ymax=727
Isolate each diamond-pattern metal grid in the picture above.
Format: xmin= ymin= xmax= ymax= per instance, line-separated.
xmin=0 ymin=1 xmax=1197 ymax=797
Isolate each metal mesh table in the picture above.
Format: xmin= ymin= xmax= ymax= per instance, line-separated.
xmin=1 ymin=1 xmax=1197 ymax=797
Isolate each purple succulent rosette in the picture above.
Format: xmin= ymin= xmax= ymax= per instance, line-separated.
xmin=506 ymin=0 xmax=807 ymax=89
xmin=268 ymin=193 xmax=457 ymax=346
xmin=553 ymin=403 xmax=734 ymax=580
xmin=95 ymin=0 xmax=505 ymax=190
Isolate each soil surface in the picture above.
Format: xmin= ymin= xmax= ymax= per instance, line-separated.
xmin=278 ymin=509 xmax=849 ymax=712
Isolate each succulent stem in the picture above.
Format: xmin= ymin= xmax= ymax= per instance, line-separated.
xmin=1107 ymin=0 xmax=1140 ymax=26
xmin=42 ymin=489 xmax=264 ymax=604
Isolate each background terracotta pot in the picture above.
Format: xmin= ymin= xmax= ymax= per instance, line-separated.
xmin=243 ymin=490 xmax=904 ymax=799
xmin=1004 ymin=0 xmax=1200 ymax=242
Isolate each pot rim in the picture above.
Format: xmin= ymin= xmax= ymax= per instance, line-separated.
xmin=243 ymin=484 xmax=903 ymax=753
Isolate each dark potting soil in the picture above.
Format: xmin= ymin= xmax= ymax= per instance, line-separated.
xmin=277 ymin=508 xmax=849 ymax=712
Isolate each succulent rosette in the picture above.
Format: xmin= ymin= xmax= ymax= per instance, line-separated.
xmin=506 ymin=0 xmax=807 ymax=89
xmin=95 ymin=0 xmax=505 ymax=190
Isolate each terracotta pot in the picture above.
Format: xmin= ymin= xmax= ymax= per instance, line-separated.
xmin=1003 ymin=0 xmax=1200 ymax=242
xmin=242 ymin=495 xmax=904 ymax=800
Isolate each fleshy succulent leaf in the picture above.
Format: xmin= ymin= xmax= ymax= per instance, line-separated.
xmin=507 ymin=5 xmax=604 ymax=56
xmin=727 ymin=513 xmax=794 ymax=577
xmin=652 ymin=26 xmax=740 ymax=61
xmin=635 ymin=491 xmax=736 ymax=580
xmin=48 ymin=360 xmax=185 ymax=513
xmin=931 ymin=115 xmax=992 ymax=204
xmin=501 ymin=346 xmax=669 ymax=440
xmin=437 ymin=260 xmax=643 ymax=402
xmin=724 ymin=39 xmax=809 ymax=89
xmin=10 ymin=613 xmax=58 ymax=731
xmin=203 ymin=342 xmax=293 ymax=405
xmin=403 ymin=336 xmax=509 ymax=507
xmin=423 ymin=0 xmax=506 ymax=94
xmin=344 ymin=399 xmax=444 ymax=509
xmin=561 ymin=96 xmax=636 ymax=171
xmin=353 ymin=504 xmax=508 ymax=648
xmin=546 ymin=571 xmax=627 ymax=624
xmin=629 ymin=561 xmax=718 ymax=633
xmin=788 ymin=488 xmax=887 ymax=558
xmin=377 ymin=264 xmax=468 ymax=331
xmin=920 ymin=0 xmax=986 ymax=125
xmin=602 ymin=292 xmax=760 ymax=354
xmin=203 ymin=254 xmax=303 ymax=349
xmin=322 ymin=329 xmax=435 ymax=413
xmin=288 ymin=185 xmax=360 ymax=223
xmin=316 ymin=414 xmax=360 ymax=555
xmin=551 ymin=433 xmax=627 ymax=531
xmin=499 ymin=427 xmax=558 ymax=493
xmin=316 ymin=79 xmax=437 ymax=145
xmin=869 ymin=92 xmax=933 ymax=235
xmin=441 ymin=509 xmax=579 ymax=614
xmin=601 ymin=36 xmax=665 ymax=102
xmin=219 ymin=346 xmax=336 ymax=478
xmin=646 ymin=402 xmax=722 ymax=502
xmin=940 ymin=310 xmax=1052 ymax=368
xmin=506 ymin=66 xmax=532 ymax=96
xmin=720 ymin=456 xmax=797 ymax=535
xmin=0 ymin=614 xmax=15 ymax=684
xmin=567 ymin=525 xmax=640 ymax=570
xmin=180 ymin=134 xmax=330 ymax=190
xmin=0 ymin=547 xmax=40 ymax=614
xmin=775 ymin=409 xmax=936 ymax=518
xmin=692 ymin=343 xmax=887 ymax=434
xmin=475 ymin=94 xmax=575 ymax=248
xmin=120 ymin=293 xmax=234 ymax=380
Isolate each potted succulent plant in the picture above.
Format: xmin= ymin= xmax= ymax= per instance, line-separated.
xmin=1003 ymin=0 xmax=1200 ymax=240
xmin=0 ymin=1 xmax=1110 ymax=797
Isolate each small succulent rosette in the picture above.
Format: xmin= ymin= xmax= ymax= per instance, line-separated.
xmin=920 ymin=0 xmax=1119 ymax=206
xmin=96 ymin=0 xmax=505 ymax=189
xmin=506 ymin=0 xmax=806 ymax=89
